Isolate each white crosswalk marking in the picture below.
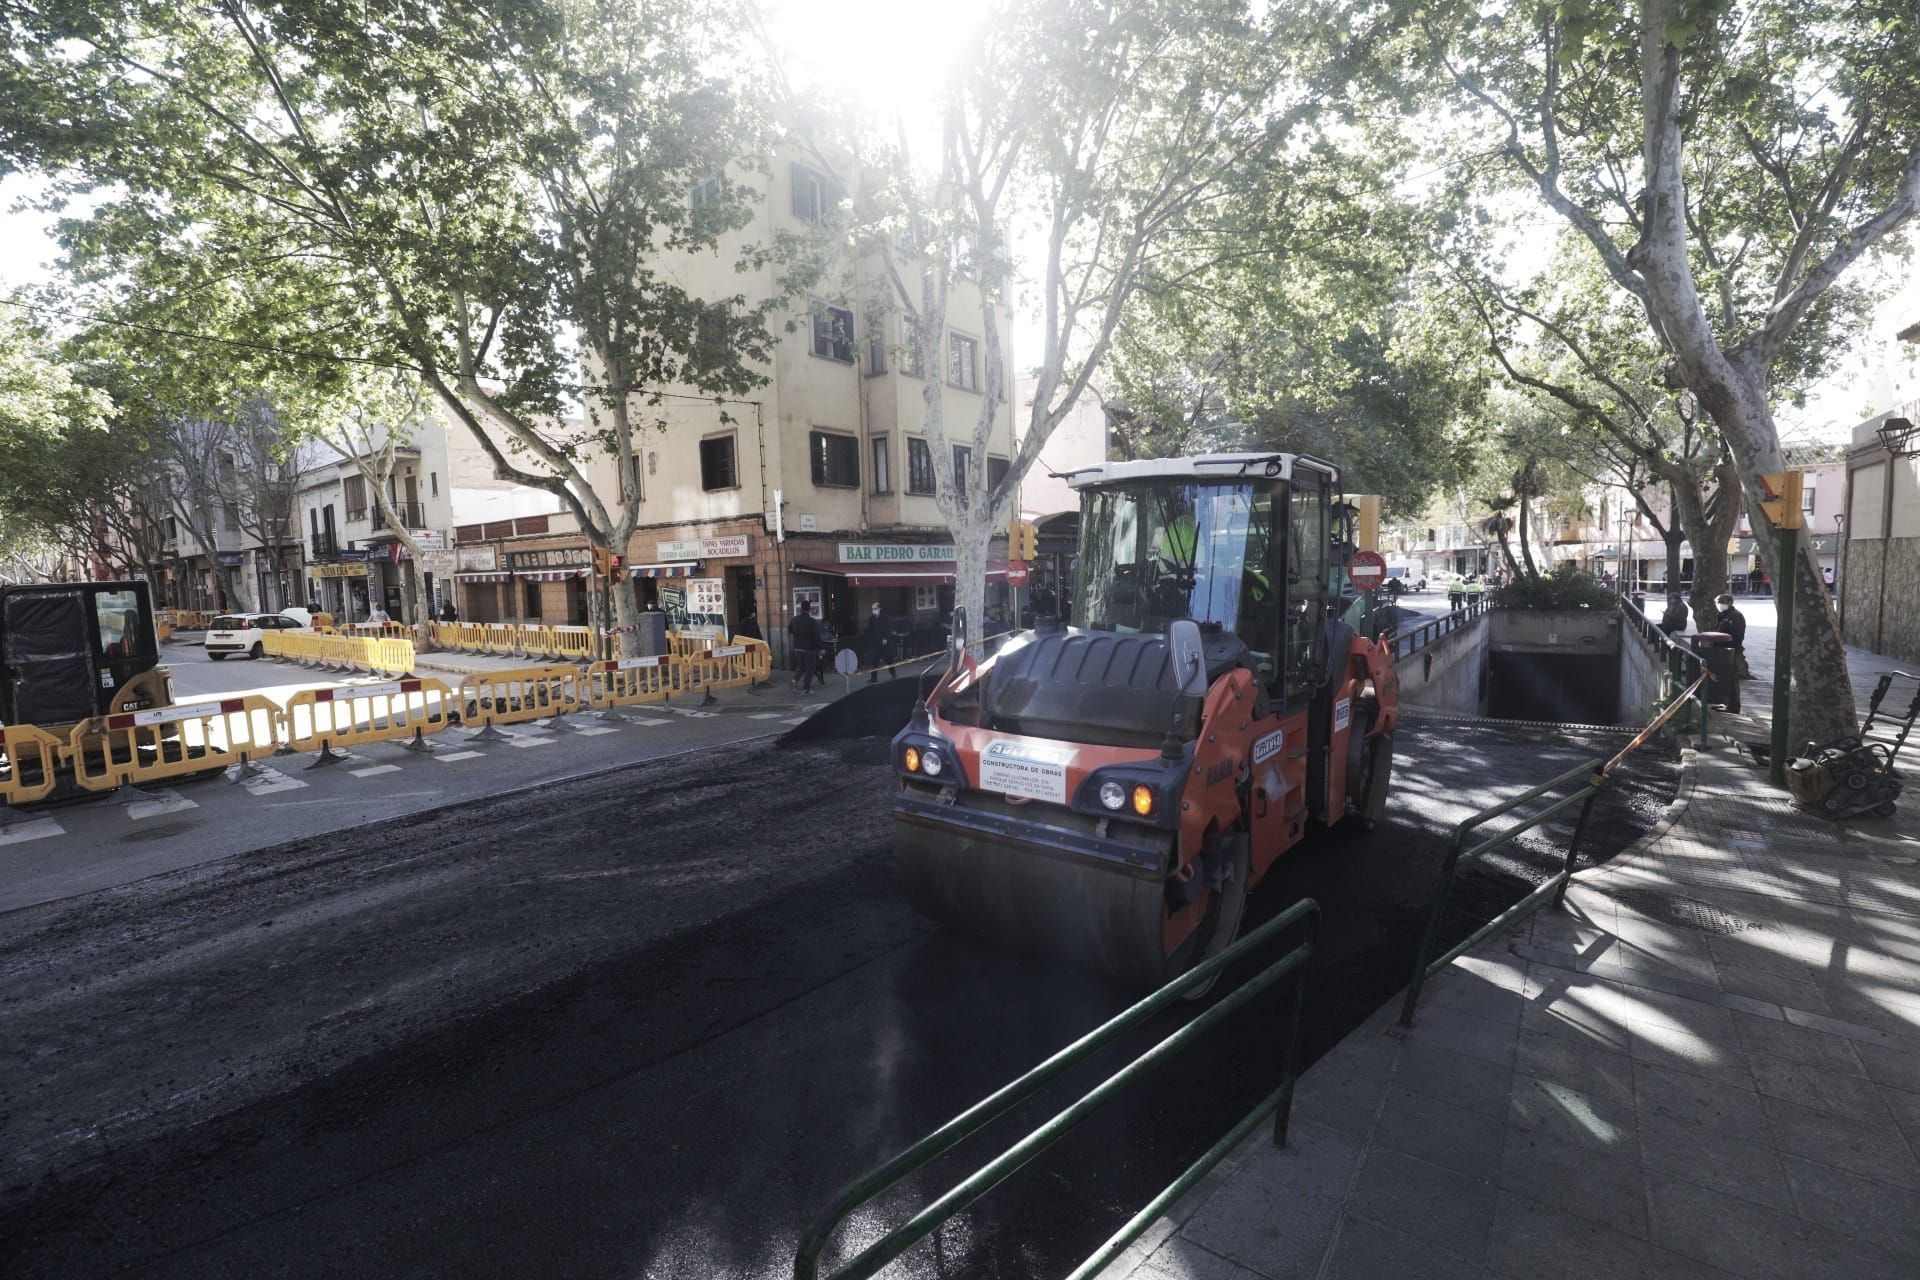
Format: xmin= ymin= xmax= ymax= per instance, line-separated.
xmin=780 ymin=717 xmax=808 ymax=726
xmin=628 ymin=718 xmax=671 ymax=726
xmin=570 ymin=726 xmax=619 ymax=736
xmin=126 ymin=793 xmax=198 ymax=820
xmin=238 ymin=766 xmax=307 ymax=796
xmin=350 ymin=764 xmax=402 ymax=777
xmin=0 ymin=817 xmax=63 ymax=846
xmin=435 ymin=750 xmax=484 ymax=762
xmin=747 ymin=712 xmax=784 ymax=720
xmin=507 ymin=735 xmax=555 ymax=748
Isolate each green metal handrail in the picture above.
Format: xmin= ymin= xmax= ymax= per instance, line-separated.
xmin=1399 ymin=668 xmax=1713 ymax=1026
xmin=793 ymin=897 xmax=1322 ymax=1280
xmin=1397 ymin=758 xmax=1606 ymax=1026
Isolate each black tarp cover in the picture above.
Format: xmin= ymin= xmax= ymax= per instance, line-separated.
xmin=2 ymin=591 xmax=98 ymax=726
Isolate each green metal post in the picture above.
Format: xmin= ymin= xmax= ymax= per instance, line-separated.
xmin=1770 ymin=524 xmax=1797 ymax=786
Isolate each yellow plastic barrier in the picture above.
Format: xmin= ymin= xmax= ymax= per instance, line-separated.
xmin=588 ymin=655 xmax=675 ymax=708
xmin=282 ymin=678 xmax=456 ymax=755
xmin=550 ymin=626 xmax=595 ymax=661
xmin=458 ymin=665 xmax=589 ymax=730
xmin=0 ymin=724 xmax=63 ymax=807
xmin=369 ymin=638 xmax=416 ymax=676
xmin=67 ymin=695 xmax=283 ymax=791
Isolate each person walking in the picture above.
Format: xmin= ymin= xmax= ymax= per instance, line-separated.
xmin=735 ymin=607 xmax=763 ymax=642
xmin=789 ymin=602 xmax=821 ymax=693
xmin=861 ymin=602 xmax=890 ymax=683
xmin=1714 ymin=593 xmax=1750 ymax=680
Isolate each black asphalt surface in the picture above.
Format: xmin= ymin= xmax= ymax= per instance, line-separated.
xmin=0 ymin=680 xmax=1679 ymax=1279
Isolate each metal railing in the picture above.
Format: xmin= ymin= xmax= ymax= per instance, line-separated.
xmin=1399 ymin=671 xmax=1710 ymax=1026
xmin=794 ymin=898 xmax=1322 ymax=1280
xmin=1617 ymin=596 xmax=1711 ymax=739
xmin=1389 ymin=597 xmax=1485 ymax=662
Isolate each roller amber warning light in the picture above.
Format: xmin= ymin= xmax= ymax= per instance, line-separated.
xmin=1130 ymin=785 xmax=1154 ymax=817
xmin=903 ymin=747 xmax=920 ymax=773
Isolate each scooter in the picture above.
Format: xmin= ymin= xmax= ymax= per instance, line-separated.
xmin=1787 ymin=671 xmax=1920 ymax=820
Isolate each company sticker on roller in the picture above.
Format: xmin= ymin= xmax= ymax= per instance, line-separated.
xmin=1251 ymin=728 xmax=1286 ymax=765
xmin=979 ymin=739 xmax=1074 ymax=803
xmin=1334 ymin=697 xmax=1352 ymax=732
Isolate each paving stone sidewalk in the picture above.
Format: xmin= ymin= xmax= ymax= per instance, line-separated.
xmin=1104 ymin=618 xmax=1920 ymax=1280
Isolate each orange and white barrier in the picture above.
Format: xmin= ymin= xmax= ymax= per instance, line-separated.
xmin=282 ymin=678 xmax=457 ymax=755
xmin=0 ymin=724 xmax=63 ymax=807
xmin=67 ymin=696 xmax=282 ymax=792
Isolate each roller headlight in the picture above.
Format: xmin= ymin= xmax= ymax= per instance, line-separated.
xmin=903 ymin=746 xmax=921 ymax=773
xmin=1099 ymin=780 xmax=1127 ymax=811
xmin=1131 ymin=785 xmax=1155 ymax=817
xmin=920 ymin=748 xmax=944 ymax=777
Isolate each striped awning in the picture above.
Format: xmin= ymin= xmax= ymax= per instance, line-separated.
xmin=518 ymin=568 xmax=589 ymax=582
xmin=627 ymin=562 xmax=700 ymax=578
xmin=455 ymin=571 xmax=512 ymax=583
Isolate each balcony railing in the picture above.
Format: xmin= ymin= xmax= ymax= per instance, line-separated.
xmin=373 ymin=501 xmax=426 ymax=531
xmin=310 ymin=534 xmax=340 ymax=560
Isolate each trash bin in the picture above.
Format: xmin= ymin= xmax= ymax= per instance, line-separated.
xmin=1631 ymin=591 xmax=1646 ymax=614
xmin=634 ymin=610 xmax=669 ymax=657
xmin=1690 ymin=631 xmax=1739 ymax=713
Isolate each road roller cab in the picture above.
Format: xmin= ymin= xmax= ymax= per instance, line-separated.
xmin=891 ymin=453 xmax=1399 ymax=987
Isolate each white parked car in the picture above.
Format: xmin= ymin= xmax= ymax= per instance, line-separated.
xmin=1426 ymin=568 xmax=1466 ymax=589
xmin=204 ymin=608 xmax=314 ymax=660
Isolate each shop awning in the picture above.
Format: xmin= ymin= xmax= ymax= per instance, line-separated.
xmin=795 ymin=563 xmax=1009 ymax=588
xmin=518 ymin=568 xmax=589 ymax=582
xmin=628 ymin=562 xmax=699 ymax=578
xmin=455 ymin=571 xmax=512 ymax=583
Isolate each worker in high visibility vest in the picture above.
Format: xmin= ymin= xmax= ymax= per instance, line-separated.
xmin=1462 ymin=575 xmax=1485 ymax=608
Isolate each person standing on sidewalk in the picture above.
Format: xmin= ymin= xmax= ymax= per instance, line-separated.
xmin=861 ymin=602 xmax=891 ymax=684
xmin=789 ymin=603 xmax=820 ymax=693
xmin=1715 ymin=593 xmax=1751 ymax=680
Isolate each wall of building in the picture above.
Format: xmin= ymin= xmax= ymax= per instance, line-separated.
xmin=1618 ymin=621 xmax=1670 ymax=727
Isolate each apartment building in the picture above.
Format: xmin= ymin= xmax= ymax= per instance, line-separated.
xmin=1839 ymin=314 xmax=1920 ymax=660
xmin=295 ymin=429 xmax=458 ymax=623
xmin=506 ymin=146 xmax=1020 ymax=650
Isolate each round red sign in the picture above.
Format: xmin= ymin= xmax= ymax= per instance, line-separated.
xmin=1347 ymin=550 xmax=1388 ymax=591
xmin=1005 ymin=561 xmax=1031 ymax=587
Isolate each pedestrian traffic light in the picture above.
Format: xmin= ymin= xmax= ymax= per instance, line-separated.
xmin=1756 ymin=471 xmax=1804 ymax=530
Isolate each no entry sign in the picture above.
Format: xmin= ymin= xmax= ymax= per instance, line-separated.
xmin=1005 ymin=561 xmax=1031 ymax=587
xmin=1347 ymin=550 xmax=1387 ymax=592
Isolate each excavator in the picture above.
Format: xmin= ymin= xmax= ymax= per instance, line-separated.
xmin=891 ymin=454 xmax=1399 ymax=987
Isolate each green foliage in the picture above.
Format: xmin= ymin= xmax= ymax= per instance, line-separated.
xmin=1489 ymin=562 xmax=1620 ymax=610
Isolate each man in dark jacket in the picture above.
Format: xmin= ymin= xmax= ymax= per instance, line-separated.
xmin=861 ymin=602 xmax=891 ymax=683
xmin=1715 ymin=594 xmax=1750 ymax=679
xmin=789 ymin=603 xmax=821 ymax=693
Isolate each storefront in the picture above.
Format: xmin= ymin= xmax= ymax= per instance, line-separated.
xmin=790 ymin=541 xmax=1013 ymax=655
xmin=309 ymin=560 xmax=371 ymax=619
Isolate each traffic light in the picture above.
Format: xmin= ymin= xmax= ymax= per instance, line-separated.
xmin=1756 ymin=471 xmax=1804 ymax=530
xmin=592 ymin=546 xmax=615 ymax=577
xmin=1008 ymin=520 xmax=1038 ymax=561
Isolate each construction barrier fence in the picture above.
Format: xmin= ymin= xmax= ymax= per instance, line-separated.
xmin=67 ymin=695 xmax=284 ymax=792
xmin=7 ymin=638 xmax=778 ymax=799
xmin=0 ymin=724 xmax=64 ymax=807
xmin=282 ymin=678 xmax=458 ymax=755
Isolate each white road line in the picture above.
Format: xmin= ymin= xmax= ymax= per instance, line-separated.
xmin=126 ymin=793 xmax=199 ymax=820
xmin=0 ymin=817 xmax=63 ymax=846
xmin=570 ymin=726 xmax=620 ymax=736
xmin=507 ymin=736 xmax=555 ymax=749
xmin=747 ymin=712 xmax=784 ymax=720
xmin=238 ymin=766 xmax=308 ymax=795
xmin=780 ymin=717 xmax=808 ymax=726
xmin=628 ymin=717 xmax=672 ymax=726
xmin=435 ymin=750 xmax=484 ymax=762
xmin=349 ymin=764 xmax=403 ymax=777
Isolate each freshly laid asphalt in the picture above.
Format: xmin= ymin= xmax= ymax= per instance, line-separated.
xmin=0 ymin=677 xmax=1679 ymax=1279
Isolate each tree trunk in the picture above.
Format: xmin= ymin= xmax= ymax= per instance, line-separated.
xmin=1493 ymin=523 xmax=1521 ymax=578
xmin=1663 ymin=527 xmax=1683 ymax=594
xmin=951 ymin=516 xmax=992 ymax=649
xmin=1518 ymin=495 xmax=1540 ymax=579
xmin=611 ymin=572 xmax=642 ymax=659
